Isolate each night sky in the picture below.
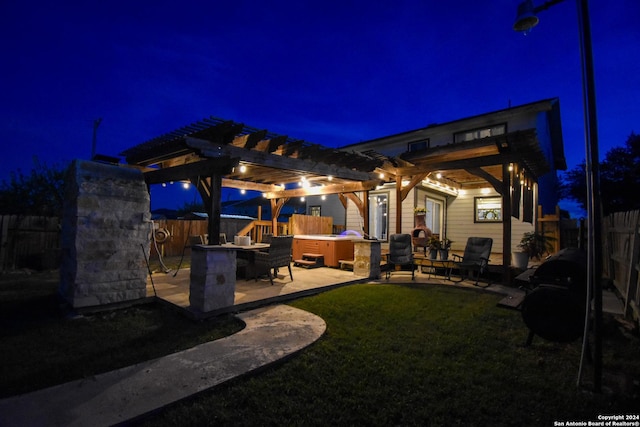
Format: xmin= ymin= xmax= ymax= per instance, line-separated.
xmin=2 ymin=1 xmax=638 ymax=216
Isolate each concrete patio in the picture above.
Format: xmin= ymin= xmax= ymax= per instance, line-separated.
xmin=145 ymin=260 xmax=534 ymax=320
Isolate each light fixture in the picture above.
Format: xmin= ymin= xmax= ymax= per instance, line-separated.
xmin=513 ymin=0 xmax=539 ymax=32
xmin=161 ymin=182 xmax=167 ymax=187
xmin=239 ymin=165 xmax=247 ymax=173
xmin=240 ymin=189 xmax=246 ymax=195
xmin=321 ymin=195 xmax=326 ymax=201
xmin=300 ymin=197 xmax=305 ymax=202
xmin=182 ymin=182 xmax=190 ymax=189
xmin=327 ymin=175 xmax=333 ymax=181
xmin=378 ymin=172 xmax=385 ymax=179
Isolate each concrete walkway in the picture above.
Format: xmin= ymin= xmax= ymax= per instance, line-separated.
xmin=0 ymin=305 xmax=326 ymax=427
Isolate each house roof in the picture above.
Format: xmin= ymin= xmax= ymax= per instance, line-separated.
xmin=341 ymin=98 xmax=565 ymax=189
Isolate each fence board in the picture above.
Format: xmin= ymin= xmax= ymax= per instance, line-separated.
xmin=603 ymin=210 xmax=640 ymax=322
xmin=289 ymin=214 xmax=332 ymax=235
xmin=0 ymin=215 xmax=60 ymax=270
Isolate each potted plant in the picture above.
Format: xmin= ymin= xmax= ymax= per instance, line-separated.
xmin=513 ymin=231 xmax=556 ymax=269
xmin=427 ymin=236 xmax=441 ymax=259
xmin=414 ymin=207 xmax=427 ymax=215
xmin=439 ymin=238 xmax=453 ymax=260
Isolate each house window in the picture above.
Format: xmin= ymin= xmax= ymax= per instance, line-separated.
xmin=474 ymin=197 xmax=502 ymax=223
xmin=408 ymin=139 xmax=429 ymax=152
xmin=310 ymin=206 xmax=321 ymax=216
xmin=368 ymin=193 xmax=388 ymax=241
xmin=454 ymin=124 xmax=506 ymax=143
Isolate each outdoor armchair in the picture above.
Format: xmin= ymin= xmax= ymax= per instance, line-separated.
xmin=254 ymin=235 xmax=294 ymax=285
xmin=451 ymin=237 xmax=493 ymax=287
xmin=385 ymin=233 xmax=416 ymax=280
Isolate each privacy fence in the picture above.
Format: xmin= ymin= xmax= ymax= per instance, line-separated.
xmin=603 ymin=210 xmax=640 ymax=322
xmin=0 ymin=215 xmax=60 ymax=271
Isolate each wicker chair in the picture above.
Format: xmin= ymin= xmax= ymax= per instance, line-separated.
xmin=254 ymin=235 xmax=293 ymax=285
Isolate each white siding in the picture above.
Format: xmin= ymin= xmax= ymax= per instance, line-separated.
xmin=448 ymin=187 xmax=536 ymax=253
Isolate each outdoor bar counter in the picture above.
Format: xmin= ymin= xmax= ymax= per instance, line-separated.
xmin=292 ymin=234 xmax=358 ymax=268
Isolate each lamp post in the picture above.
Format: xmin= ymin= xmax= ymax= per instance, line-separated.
xmin=514 ymin=0 xmax=603 ymax=393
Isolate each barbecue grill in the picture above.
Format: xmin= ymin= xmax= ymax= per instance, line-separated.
xmin=521 ymin=248 xmax=588 ymax=344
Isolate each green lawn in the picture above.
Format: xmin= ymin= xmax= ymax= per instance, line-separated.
xmin=1 ymin=272 xmax=637 ymax=426
xmin=140 ymin=284 xmax=639 ymax=426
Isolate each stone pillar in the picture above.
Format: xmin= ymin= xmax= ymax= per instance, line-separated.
xmin=353 ymin=239 xmax=381 ymax=279
xmin=60 ymin=160 xmax=150 ymax=308
xmin=189 ymin=246 xmax=236 ymax=312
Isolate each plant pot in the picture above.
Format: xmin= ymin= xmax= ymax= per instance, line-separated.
xmin=429 ymin=249 xmax=438 ymax=260
xmin=512 ymin=251 xmax=529 ymax=270
xmin=439 ymin=249 xmax=449 ymax=260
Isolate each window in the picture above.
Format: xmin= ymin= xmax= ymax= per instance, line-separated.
xmin=368 ymin=193 xmax=388 ymax=240
xmin=474 ymin=197 xmax=502 ymax=223
xmin=310 ymin=206 xmax=321 ymax=216
xmin=454 ymin=124 xmax=506 ymax=143
xmin=408 ymin=139 xmax=429 ymax=152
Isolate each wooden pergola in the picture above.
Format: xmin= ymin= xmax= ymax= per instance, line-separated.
xmin=120 ymin=117 xmax=386 ymax=244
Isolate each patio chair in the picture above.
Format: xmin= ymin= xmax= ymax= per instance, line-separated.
xmin=451 ymin=237 xmax=493 ymax=287
xmin=385 ymin=234 xmax=416 ymax=280
xmin=254 ymin=235 xmax=294 ymax=285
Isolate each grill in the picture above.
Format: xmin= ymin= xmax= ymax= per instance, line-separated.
xmin=521 ymin=248 xmax=588 ymax=344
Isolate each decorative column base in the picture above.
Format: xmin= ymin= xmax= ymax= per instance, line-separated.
xmin=353 ymin=239 xmax=381 ymax=279
xmin=190 ymin=246 xmax=236 ymax=312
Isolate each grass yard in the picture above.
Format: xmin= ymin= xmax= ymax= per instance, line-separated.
xmin=0 ymin=270 xmax=243 ymax=397
xmin=1 ymin=271 xmax=638 ymax=426
xmin=139 ymin=284 xmax=639 ymax=426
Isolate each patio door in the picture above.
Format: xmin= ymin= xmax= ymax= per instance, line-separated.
xmin=369 ymin=193 xmax=388 ymax=241
xmin=425 ymin=197 xmax=443 ymax=237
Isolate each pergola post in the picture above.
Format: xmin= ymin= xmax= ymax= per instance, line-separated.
xmin=395 ymin=176 xmax=402 ymax=233
xmin=502 ymin=162 xmax=513 ymax=284
xmin=207 ymin=173 xmax=222 ymax=245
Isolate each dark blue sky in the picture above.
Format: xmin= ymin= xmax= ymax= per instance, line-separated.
xmin=1 ymin=1 xmax=638 ymax=216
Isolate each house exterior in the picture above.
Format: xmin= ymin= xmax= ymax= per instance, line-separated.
xmin=305 ymin=98 xmax=566 ymax=257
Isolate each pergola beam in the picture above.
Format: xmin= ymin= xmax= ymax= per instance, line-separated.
xmin=186 ymin=137 xmax=376 ymax=182
xmin=142 ymin=157 xmax=239 ymax=185
xmin=221 ymin=178 xmax=283 ymax=193
xmin=262 ymin=180 xmax=382 ymax=199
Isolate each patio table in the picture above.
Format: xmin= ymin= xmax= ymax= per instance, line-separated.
xmin=415 ymin=256 xmax=454 ymax=280
xmin=221 ymin=243 xmax=270 ymax=278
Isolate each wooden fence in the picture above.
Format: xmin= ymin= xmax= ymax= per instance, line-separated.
xmin=0 ymin=215 xmax=61 ymax=271
xmin=603 ymin=210 xmax=640 ymax=322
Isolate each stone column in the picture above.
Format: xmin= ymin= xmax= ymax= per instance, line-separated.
xmin=353 ymin=239 xmax=381 ymax=279
xmin=189 ymin=246 xmax=237 ymax=312
xmin=59 ymin=160 xmax=150 ymax=308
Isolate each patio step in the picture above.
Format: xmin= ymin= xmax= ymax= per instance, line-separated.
xmin=294 ymin=253 xmax=325 ymax=268
xmin=339 ymin=259 xmax=354 ymax=270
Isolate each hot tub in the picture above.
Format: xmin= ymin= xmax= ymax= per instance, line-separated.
xmin=292 ymin=234 xmax=358 ymax=267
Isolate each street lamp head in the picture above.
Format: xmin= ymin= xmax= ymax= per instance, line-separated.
xmin=513 ymin=0 xmax=540 ymax=32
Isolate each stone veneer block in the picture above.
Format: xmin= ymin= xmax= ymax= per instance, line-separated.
xmin=60 ymin=160 xmax=150 ymax=308
xmin=353 ymin=239 xmax=381 ymax=279
xmin=189 ymin=246 xmax=237 ymax=312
